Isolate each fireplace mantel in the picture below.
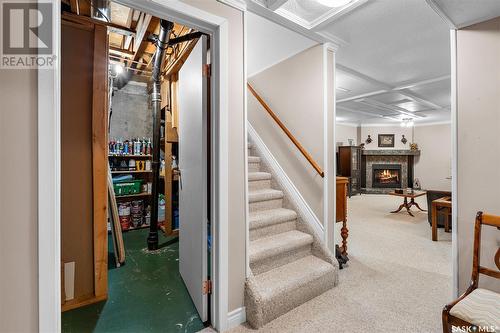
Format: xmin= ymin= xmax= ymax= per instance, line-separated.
xmin=362 ymin=149 xmax=420 ymax=156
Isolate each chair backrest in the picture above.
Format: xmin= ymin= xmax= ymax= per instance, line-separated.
xmin=471 ymin=212 xmax=500 ymax=286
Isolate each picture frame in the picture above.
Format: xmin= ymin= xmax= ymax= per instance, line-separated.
xmin=378 ymin=134 xmax=395 ymax=147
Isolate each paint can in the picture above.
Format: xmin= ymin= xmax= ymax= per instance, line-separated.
xmin=130 ymin=200 xmax=144 ymax=228
xmin=118 ymin=202 xmax=131 ymax=230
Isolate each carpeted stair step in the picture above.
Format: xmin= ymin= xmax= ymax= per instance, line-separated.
xmin=248 ymin=156 xmax=261 ymax=172
xmin=250 ymin=230 xmax=313 ymax=274
xmin=249 ymin=208 xmax=297 ymax=241
xmin=245 ymin=255 xmax=336 ymax=328
xmin=248 ymin=172 xmax=272 ymax=191
xmin=249 ymin=189 xmax=283 ymax=212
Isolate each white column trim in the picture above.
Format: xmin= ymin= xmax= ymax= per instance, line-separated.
xmin=450 ymin=29 xmax=459 ymax=298
xmin=38 ymin=1 xmax=60 ymax=331
xmin=323 ymin=43 xmax=337 ymax=252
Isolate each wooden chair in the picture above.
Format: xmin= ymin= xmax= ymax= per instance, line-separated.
xmin=442 ymin=212 xmax=500 ymax=333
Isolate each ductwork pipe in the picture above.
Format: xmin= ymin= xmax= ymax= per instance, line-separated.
xmin=148 ymin=19 xmax=174 ymax=251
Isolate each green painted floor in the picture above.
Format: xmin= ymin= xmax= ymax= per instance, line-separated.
xmin=62 ymin=229 xmax=205 ymax=333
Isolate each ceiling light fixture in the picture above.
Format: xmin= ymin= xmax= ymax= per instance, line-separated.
xmin=114 ymin=64 xmax=124 ymax=75
xmin=400 ymin=118 xmax=414 ymax=127
xmin=317 ymin=0 xmax=352 ymax=8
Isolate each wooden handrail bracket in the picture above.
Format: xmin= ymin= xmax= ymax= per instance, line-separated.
xmin=247 ymin=83 xmax=324 ymax=177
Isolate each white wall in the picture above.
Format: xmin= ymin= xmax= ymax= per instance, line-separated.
xmin=414 ymin=124 xmax=451 ymax=191
xmin=456 ymin=17 xmax=500 ymax=294
xmin=246 ymin=12 xmax=316 ymax=77
xmin=360 ymin=125 xmax=413 ymax=150
xmin=336 ymin=124 xmax=359 ymax=147
xmin=248 ymin=45 xmax=325 ymax=223
xmin=0 ymin=70 xmax=38 ymax=332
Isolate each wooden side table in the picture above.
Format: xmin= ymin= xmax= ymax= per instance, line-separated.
xmin=389 ymin=190 xmax=427 ymax=217
xmin=431 ymin=196 xmax=451 ymax=241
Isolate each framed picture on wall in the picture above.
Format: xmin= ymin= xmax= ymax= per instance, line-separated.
xmin=378 ymin=134 xmax=395 ymax=147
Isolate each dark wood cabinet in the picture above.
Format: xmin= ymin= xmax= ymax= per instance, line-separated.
xmin=338 ymin=146 xmax=362 ymax=196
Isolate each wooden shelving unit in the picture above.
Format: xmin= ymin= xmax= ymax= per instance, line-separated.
xmin=112 ymin=170 xmax=152 ymax=174
xmin=109 ymin=154 xmax=152 ymax=158
xmin=115 ymin=192 xmax=151 ymax=199
xmin=109 ymin=152 xmax=154 ymax=231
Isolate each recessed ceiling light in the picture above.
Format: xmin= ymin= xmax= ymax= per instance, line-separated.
xmin=317 ymin=0 xmax=352 ymax=8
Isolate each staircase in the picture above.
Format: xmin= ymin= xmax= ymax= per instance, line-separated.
xmin=244 ymin=142 xmax=338 ymax=328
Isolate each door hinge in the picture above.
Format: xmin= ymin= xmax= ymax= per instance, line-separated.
xmin=203 ymin=64 xmax=211 ymax=77
xmin=202 ymin=280 xmax=212 ymax=295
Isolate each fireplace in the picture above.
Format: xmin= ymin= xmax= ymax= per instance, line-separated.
xmin=372 ymin=164 xmax=402 ymax=188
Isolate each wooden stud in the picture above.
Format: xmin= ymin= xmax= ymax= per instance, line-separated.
xmin=92 ymin=24 xmax=109 ymax=300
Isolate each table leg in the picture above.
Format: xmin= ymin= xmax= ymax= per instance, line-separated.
xmin=405 ymin=203 xmax=414 ymax=217
xmin=432 ymin=202 xmax=438 ymax=241
xmin=341 ymin=220 xmax=348 ymax=257
xmin=410 ymin=198 xmax=427 ymax=212
xmin=391 ymin=197 xmax=408 ymax=214
xmin=445 ymin=209 xmax=450 ymax=232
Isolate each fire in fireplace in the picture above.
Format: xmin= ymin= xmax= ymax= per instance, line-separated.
xmin=372 ymin=164 xmax=402 ymax=188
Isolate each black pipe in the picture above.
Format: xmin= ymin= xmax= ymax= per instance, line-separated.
xmin=147 ymin=19 xmax=174 ymax=251
xmin=147 ymin=31 xmax=203 ymax=45
xmin=168 ymin=32 xmax=203 ymax=45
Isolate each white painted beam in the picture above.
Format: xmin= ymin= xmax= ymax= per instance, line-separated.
xmin=337 ymin=64 xmax=448 ymax=114
xmin=266 ymin=0 xmax=289 ymax=11
xmin=393 ymin=75 xmax=450 ymax=90
xmin=356 ymin=98 xmax=426 ymax=119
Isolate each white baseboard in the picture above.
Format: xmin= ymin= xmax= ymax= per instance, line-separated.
xmin=247 ymin=123 xmax=324 ymax=240
xmin=227 ymin=307 xmax=246 ymax=330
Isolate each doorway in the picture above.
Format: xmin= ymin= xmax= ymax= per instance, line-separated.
xmin=42 ymin=0 xmax=231 ymax=325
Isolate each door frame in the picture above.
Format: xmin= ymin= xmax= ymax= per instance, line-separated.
xmin=38 ymin=0 xmax=230 ymax=331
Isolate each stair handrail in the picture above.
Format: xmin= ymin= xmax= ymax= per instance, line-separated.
xmin=247 ymin=83 xmax=324 ymax=178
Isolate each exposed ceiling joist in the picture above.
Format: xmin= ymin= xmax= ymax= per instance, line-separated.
xmin=132 ymin=13 xmax=152 ymax=53
xmin=123 ymin=9 xmax=135 ymax=50
xmin=109 ymin=46 xmax=135 ymax=58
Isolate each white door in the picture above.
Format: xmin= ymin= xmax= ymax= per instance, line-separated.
xmin=178 ymin=36 xmax=208 ymax=322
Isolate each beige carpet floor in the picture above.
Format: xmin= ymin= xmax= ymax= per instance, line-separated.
xmin=228 ymin=194 xmax=453 ymax=333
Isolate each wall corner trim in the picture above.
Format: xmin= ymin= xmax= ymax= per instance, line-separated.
xmin=217 ymin=0 xmax=247 ymax=11
xmin=227 ymin=307 xmax=247 ymax=329
xmin=323 ymin=41 xmax=340 ymax=52
xmin=424 ymin=0 xmax=456 ymax=29
xmin=247 ymin=122 xmax=325 ymax=239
